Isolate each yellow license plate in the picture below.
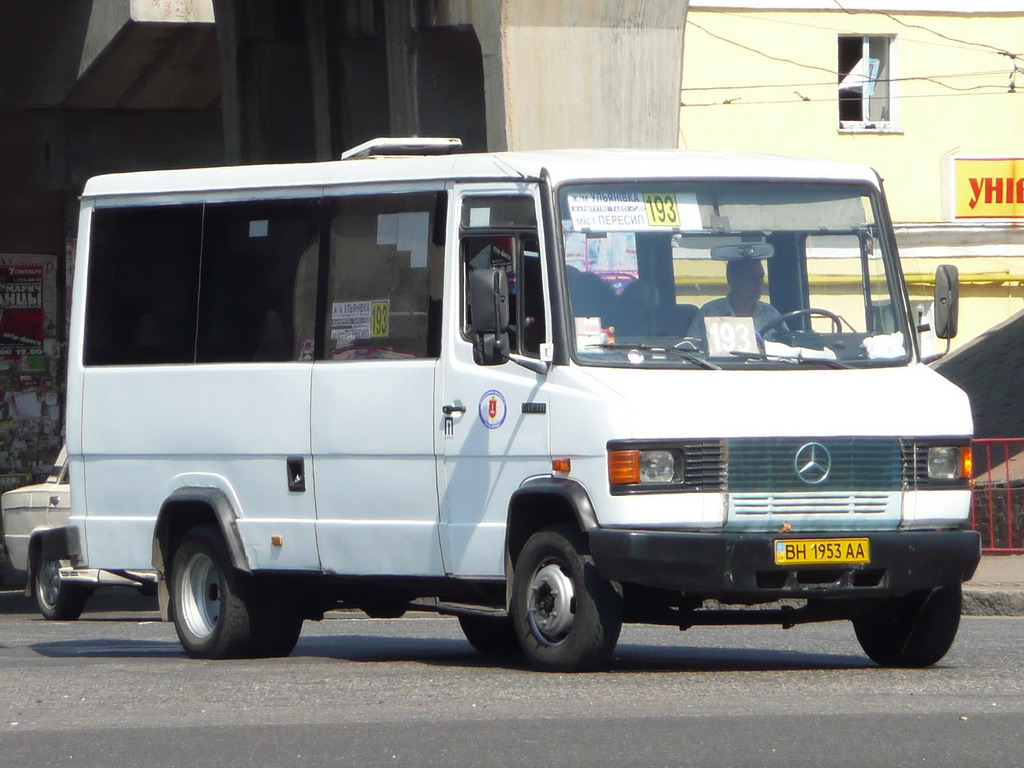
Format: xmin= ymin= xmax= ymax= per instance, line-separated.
xmin=774 ymin=538 xmax=870 ymax=566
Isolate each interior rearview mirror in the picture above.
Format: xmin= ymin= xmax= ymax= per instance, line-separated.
xmin=710 ymin=243 xmax=774 ymax=261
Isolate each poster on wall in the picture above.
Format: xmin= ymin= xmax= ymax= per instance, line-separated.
xmin=0 ymin=263 xmax=44 ymax=356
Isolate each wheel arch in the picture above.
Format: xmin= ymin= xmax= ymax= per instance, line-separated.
xmin=153 ymin=487 xmax=251 ymax=579
xmin=24 ymin=525 xmax=73 ymax=597
xmin=504 ymin=476 xmax=599 ymax=606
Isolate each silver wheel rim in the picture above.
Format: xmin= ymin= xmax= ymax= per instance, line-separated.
xmin=180 ymin=552 xmax=220 ymax=639
xmin=527 ymin=561 xmax=576 ymax=645
xmin=38 ymin=559 xmax=61 ymax=610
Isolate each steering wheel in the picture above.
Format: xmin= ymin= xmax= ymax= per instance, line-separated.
xmin=760 ymin=308 xmax=845 ymax=336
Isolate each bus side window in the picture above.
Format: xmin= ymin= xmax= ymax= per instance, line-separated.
xmin=84 ymin=206 xmax=203 ymax=366
xmin=196 ymin=199 xmax=320 ymax=363
xmin=321 ymin=192 xmax=444 ymax=361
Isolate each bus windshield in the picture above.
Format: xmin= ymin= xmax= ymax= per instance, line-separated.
xmin=560 ymin=181 xmax=909 ymax=369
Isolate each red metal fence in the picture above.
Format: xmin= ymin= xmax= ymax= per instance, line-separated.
xmin=971 ymin=438 xmax=1024 ymax=554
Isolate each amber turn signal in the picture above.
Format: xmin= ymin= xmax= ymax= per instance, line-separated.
xmin=608 ymin=450 xmax=641 ymax=486
xmin=961 ymin=446 xmax=973 ymax=480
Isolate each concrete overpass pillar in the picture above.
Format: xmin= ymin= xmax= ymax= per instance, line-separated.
xmin=480 ymin=0 xmax=689 ymax=150
xmin=213 ymin=0 xmax=687 ymax=163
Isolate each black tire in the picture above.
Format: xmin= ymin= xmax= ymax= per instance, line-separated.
xmin=1 ymin=561 xmax=27 ymax=591
xmin=853 ymin=584 xmax=963 ymax=667
xmin=458 ymin=614 xmax=521 ymax=655
xmin=170 ymin=525 xmax=262 ymax=659
xmin=510 ymin=526 xmax=623 ymax=672
xmin=256 ymin=582 xmax=304 ymax=658
xmin=33 ymin=557 xmax=89 ymax=621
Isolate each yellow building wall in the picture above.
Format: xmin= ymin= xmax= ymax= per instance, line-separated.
xmin=680 ymin=8 xmax=1024 ymax=351
xmin=680 ymin=9 xmax=1024 ymax=224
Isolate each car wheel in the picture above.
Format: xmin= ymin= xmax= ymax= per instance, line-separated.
xmin=170 ymin=525 xmax=262 ymax=659
xmin=34 ymin=557 xmax=89 ymax=621
xmin=457 ymin=614 xmax=521 ymax=655
xmin=853 ymin=583 xmax=962 ymax=667
xmin=510 ymin=526 xmax=623 ymax=672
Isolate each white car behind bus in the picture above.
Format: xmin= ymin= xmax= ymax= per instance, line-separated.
xmin=1 ymin=446 xmax=156 ymax=619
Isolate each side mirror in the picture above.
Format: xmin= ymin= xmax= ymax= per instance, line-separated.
xmin=933 ymin=264 xmax=959 ymax=340
xmin=469 ymin=267 xmax=509 ymax=365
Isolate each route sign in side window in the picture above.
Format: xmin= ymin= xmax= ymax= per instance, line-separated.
xmin=321 ymin=191 xmax=445 ymax=361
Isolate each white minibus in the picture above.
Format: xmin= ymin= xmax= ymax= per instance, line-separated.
xmin=53 ymin=138 xmax=979 ymax=670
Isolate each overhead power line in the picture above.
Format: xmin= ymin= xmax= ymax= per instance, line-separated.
xmin=681 ymin=86 xmax=1012 ymax=109
xmin=686 ymin=19 xmax=1019 ymax=94
xmin=687 ymin=20 xmax=838 ymax=78
xmin=718 ymin=11 xmax=1017 ymax=56
xmin=682 ymin=70 xmax=1008 ymax=94
xmin=831 ymin=0 xmax=1024 ymax=59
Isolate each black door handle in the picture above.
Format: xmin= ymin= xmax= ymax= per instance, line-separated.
xmin=286 ymin=456 xmax=306 ymax=492
xmin=442 ymin=404 xmax=467 ymax=415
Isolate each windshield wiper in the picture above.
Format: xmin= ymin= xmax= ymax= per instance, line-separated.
xmin=584 ymin=343 xmax=721 ymax=370
xmin=730 ymin=350 xmax=851 ymax=369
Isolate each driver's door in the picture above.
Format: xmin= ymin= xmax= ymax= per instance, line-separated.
xmin=435 ymin=184 xmax=552 ymax=577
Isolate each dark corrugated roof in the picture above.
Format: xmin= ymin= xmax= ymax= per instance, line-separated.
xmin=933 ymin=307 xmax=1024 ymax=439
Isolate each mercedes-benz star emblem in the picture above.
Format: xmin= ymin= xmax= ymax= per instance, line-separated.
xmin=794 ymin=442 xmax=831 ymax=485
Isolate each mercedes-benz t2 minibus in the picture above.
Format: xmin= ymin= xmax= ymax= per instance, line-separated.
xmin=54 ymin=139 xmax=978 ymax=670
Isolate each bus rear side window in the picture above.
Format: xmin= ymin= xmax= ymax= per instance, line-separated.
xmin=196 ymin=200 xmax=320 ymax=363
xmin=84 ymin=206 xmax=202 ymax=366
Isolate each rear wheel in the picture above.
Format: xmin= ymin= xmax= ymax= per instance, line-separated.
xmin=457 ymin=614 xmax=521 ymax=655
xmin=853 ymin=584 xmax=963 ymax=667
xmin=256 ymin=582 xmax=305 ymax=658
xmin=510 ymin=526 xmax=623 ymax=672
xmin=170 ymin=525 xmax=262 ymax=659
xmin=34 ymin=557 xmax=89 ymax=621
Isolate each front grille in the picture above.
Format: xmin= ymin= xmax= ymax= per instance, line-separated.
xmin=901 ymin=440 xmax=929 ymax=486
xmin=727 ymin=438 xmax=902 ymax=493
xmin=731 ymin=491 xmax=892 ymax=515
xmin=682 ymin=441 xmax=726 ymax=491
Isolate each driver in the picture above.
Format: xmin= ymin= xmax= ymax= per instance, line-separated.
xmin=686 ymin=257 xmax=781 ymax=338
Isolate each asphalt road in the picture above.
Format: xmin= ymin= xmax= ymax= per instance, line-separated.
xmin=1 ymin=588 xmax=1023 ymax=768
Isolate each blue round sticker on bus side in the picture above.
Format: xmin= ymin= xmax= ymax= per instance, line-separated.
xmin=479 ymin=390 xmax=508 ymax=430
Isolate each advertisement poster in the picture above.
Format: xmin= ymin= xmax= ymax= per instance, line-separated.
xmin=0 ymin=263 xmax=44 ymax=356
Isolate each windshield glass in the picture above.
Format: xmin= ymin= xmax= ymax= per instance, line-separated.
xmin=560 ymin=181 xmax=907 ymax=369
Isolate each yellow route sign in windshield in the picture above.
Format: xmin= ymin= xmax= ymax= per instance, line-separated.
xmin=643 ymin=193 xmax=680 ymax=226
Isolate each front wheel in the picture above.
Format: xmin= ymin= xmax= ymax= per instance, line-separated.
xmin=510 ymin=526 xmax=623 ymax=672
xmin=458 ymin=614 xmax=521 ymax=655
xmin=853 ymin=584 xmax=963 ymax=667
xmin=34 ymin=557 xmax=89 ymax=621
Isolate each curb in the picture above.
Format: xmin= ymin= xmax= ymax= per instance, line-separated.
xmin=962 ymin=587 xmax=1024 ymax=617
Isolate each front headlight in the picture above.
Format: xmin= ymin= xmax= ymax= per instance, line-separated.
xmin=608 ymin=449 xmax=683 ymax=486
xmin=640 ymin=450 xmax=676 ymax=483
xmin=927 ymin=446 xmax=972 ymax=480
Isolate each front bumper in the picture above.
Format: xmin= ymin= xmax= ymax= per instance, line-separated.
xmin=588 ymin=528 xmax=981 ymax=603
